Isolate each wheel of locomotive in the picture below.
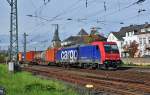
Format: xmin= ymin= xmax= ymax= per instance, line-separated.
xmin=112 ymin=64 xmax=118 ymax=70
xmin=100 ymin=63 xmax=109 ymax=70
xmin=104 ymin=64 xmax=109 ymax=70
xmin=92 ymin=63 xmax=98 ymax=69
xmin=65 ymin=62 xmax=69 ymax=68
xmin=56 ymin=63 xmax=61 ymax=67
xmin=62 ymin=62 xmax=66 ymax=68
xmin=97 ymin=64 xmax=101 ymax=69
xmin=67 ymin=63 xmax=71 ymax=68
xmin=81 ymin=63 xmax=86 ymax=69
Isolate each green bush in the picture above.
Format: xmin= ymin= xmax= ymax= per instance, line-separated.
xmin=0 ymin=53 xmax=8 ymax=63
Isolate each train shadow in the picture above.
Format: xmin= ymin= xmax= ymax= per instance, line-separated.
xmin=100 ymin=67 xmax=134 ymax=71
xmin=117 ymin=67 xmax=133 ymax=70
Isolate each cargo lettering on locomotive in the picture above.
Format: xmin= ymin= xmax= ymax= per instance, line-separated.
xmin=61 ymin=50 xmax=78 ymax=61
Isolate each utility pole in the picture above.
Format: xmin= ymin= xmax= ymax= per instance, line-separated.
xmin=7 ymin=0 xmax=19 ymax=64
xmin=23 ymin=33 xmax=28 ymax=61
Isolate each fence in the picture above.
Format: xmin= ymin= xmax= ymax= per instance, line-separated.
xmin=122 ymin=58 xmax=150 ymax=65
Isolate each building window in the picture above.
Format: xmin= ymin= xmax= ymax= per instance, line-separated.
xmin=143 ymin=38 xmax=146 ymax=44
xmin=141 ymin=29 xmax=145 ymax=32
xmin=132 ymin=31 xmax=134 ymax=35
xmin=126 ymin=32 xmax=128 ymax=37
xmin=126 ymin=41 xmax=128 ymax=45
xmin=139 ymin=38 xmax=142 ymax=45
xmin=121 ymin=42 xmax=123 ymax=48
xmin=129 ymin=32 xmax=132 ymax=36
xmin=129 ymin=40 xmax=132 ymax=44
xmin=147 ymin=28 xmax=150 ymax=32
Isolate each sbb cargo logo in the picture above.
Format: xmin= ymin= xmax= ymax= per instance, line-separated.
xmin=61 ymin=50 xmax=78 ymax=61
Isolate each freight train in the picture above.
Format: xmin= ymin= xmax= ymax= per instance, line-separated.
xmin=19 ymin=42 xmax=121 ymax=69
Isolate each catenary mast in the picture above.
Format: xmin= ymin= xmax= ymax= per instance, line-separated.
xmin=7 ymin=0 xmax=19 ymax=64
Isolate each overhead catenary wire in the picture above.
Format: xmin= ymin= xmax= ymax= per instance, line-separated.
xmin=3 ymin=0 xmax=150 ymax=52
xmin=28 ymin=0 xmax=149 ymax=28
xmin=45 ymin=0 xmax=83 ymax=22
xmin=101 ymin=0 xmax=146 ymax=17
xmin=25 ymin=0 xmax=149 ymax=33
xmin=43 ymin=0 xmax=51 ymax=5
xmin=28 ymin=0 xmax=108 ymax=26
xmin=25 ymin=0 xmax=85 ymax=38
xmin=104 ymin=1 xmax=107 ymax=12
xmin=27 ymin=0 xmax=83 ymax=33
xmin=82 ymin=0 xmax=146 ymax=20
xmin=25 ymin=0 xmax=149 ymax=43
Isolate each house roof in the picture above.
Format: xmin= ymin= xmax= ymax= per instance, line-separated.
xmin=112 ymin=32 xmax=124 ymax=41
xmin=119 ymin=23 xmax=150 ymax=35
xmin=62 ymin=34 xmax=107 ymax=47
xmin=77 ymin=28 xmax=88 ymax=36
xmin=63 ymin=36 xmax=84 ymax=42
xmin=119 ymin=25 xmax=141 ymax=33
xmin=108 ymin=23 xmax=150 ymax=41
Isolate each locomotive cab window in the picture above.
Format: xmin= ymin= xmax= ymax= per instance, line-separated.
xmin=104 ymin=44 xmax=119 ymax=53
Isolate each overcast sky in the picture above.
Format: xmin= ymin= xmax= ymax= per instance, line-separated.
xmin=0 ymin=0 xmax=150 ymax=51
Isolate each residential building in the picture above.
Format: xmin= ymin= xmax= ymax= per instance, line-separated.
xmin=138 ymin=33 xmax=150 ymax=57
xmin=61 ymin=28 xmax=106 ymax=47
xmin=107 ymin=32 xmax=124 ymax=57
xmin=107 ymin=22 xmax=150 ymax=57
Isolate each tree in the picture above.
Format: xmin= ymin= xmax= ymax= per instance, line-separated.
xmin=0 ymin=53 xmax=8 ymax=63
xmin=123 ymin=40 xmax=139 ymax=58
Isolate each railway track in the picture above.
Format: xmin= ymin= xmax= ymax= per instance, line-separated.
xmin=22 ymin=65 xmax=150 ymax=95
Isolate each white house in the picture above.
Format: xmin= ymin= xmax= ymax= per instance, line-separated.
xmin=122 ymin=24 xmax=150 ymax=57
xmin=107 ymin=32 xmax=124 ymax=57
xmin=108 ymin=22 xmax=150 ymax=58
xmin=138 ymin=33 xmax=150 ymax=57
xmin=123 ymin=31 xmax=138 ymax=45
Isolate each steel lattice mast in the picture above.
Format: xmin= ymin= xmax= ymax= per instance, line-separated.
xmin=7 ymin=0 xmax=19 ymax=63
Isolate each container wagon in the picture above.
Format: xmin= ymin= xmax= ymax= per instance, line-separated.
xmin=45 ymin=48 xmax=58 ymax=65
xmin=20 ymin=41 xmax=121 ymax=69
xmin=26 ymin=51 xmax=35 ymax=64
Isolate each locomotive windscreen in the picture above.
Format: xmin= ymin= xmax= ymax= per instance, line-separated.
xmin=104 ymin=44 xmax=119 ymax=54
